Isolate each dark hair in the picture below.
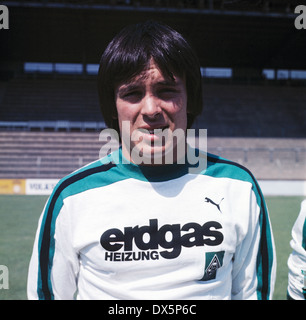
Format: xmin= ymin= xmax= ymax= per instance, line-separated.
xmin=97 ymin=20 xmax=203 ymax=132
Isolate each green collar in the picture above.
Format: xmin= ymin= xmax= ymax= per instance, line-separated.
xmin=111 ymin=147 xmax=191 ymax=182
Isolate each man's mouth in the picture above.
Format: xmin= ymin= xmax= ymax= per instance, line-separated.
xmin=137 ymin=126 xmax=171 ymax=145
xmin=138 ymin=126 xmax=169 ymax=135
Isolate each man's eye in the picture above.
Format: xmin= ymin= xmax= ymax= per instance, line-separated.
xmin=158 ymin=88 xmax=179 ymax=99
xmin=125 ymin=91 xmax=140 ymax=97
xmin=121 ymin=91 xmax=142 ymax=102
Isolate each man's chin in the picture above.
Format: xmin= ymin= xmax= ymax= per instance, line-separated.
xmin=129 ymin=143 xmax=184 ymax=165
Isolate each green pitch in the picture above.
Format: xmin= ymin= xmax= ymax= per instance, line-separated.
xmin=0 ymin=194 xmax=304 ymax=300
xmin=0 ymin=195 xmax=48 ymax=300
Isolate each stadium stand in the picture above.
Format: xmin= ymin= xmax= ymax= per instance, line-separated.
xmin=207 ymin=137 xmax=306 ymax=180
xmin=0 ymin=131 xmax=108 ymax=179
xmin=0 ymin=76 xmax=305 ymax=137
xmin=0 ymin=75 xmax=305 ymax=180
xmin=196 ymin=82 xmax=306 ymax=137
xmin=0 ymin=130 xmax=305 ymax=180
xmin=0 ymin=77 xmax=102 ymax=122
xmin=0 ymin=0 xmax=305 ymax=181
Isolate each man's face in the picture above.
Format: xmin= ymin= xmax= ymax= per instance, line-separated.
xmin=115 ymin=59 xmax=188 ymax=164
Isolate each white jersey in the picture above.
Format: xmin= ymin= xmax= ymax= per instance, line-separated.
xmin=27 ymin=148 xmax=276 ymax=300
xmin=287 ymin=200 xmax=306 ymax=300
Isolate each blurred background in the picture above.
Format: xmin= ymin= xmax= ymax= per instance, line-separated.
xmin=0 ymin=0 xmax=305 ymax=182
xmin=0 ymin=0 xmax=305 ymax=299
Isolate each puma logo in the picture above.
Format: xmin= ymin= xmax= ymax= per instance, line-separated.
xmin=204 ymin=197 xmax=224 ymax=213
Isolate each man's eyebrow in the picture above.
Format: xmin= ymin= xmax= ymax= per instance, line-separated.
xmin=117 ymin=77 xmax=182 ymax=92
xmin=156 ymin=78 xmax=185 ymax=87
xmin=156 ymin=80 xmax=177 ymax=86
xmin=117 ymin=83 xmax=141 ymax=92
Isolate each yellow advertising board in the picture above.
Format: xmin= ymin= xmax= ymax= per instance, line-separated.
xmin=0 ymin=179 xmax=26 ymax=195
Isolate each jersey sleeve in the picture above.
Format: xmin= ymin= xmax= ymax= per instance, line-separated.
xmin=231 ymin=186 xmax=276 ymax=300
xmin=287 ymin=200 xmax=306 ymax=300
xmin=27 ymin=198 xmax=79 ymax=300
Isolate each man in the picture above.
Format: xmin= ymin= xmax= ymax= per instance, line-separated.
xmin=27 ymin=21 xmax=276 ymax=300
xmin=287 ymin=200 xmax=306 ymax=300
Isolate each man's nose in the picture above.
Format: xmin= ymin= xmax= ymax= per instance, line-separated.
xmin=140 ymin=95 xmax=161 ymax=119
